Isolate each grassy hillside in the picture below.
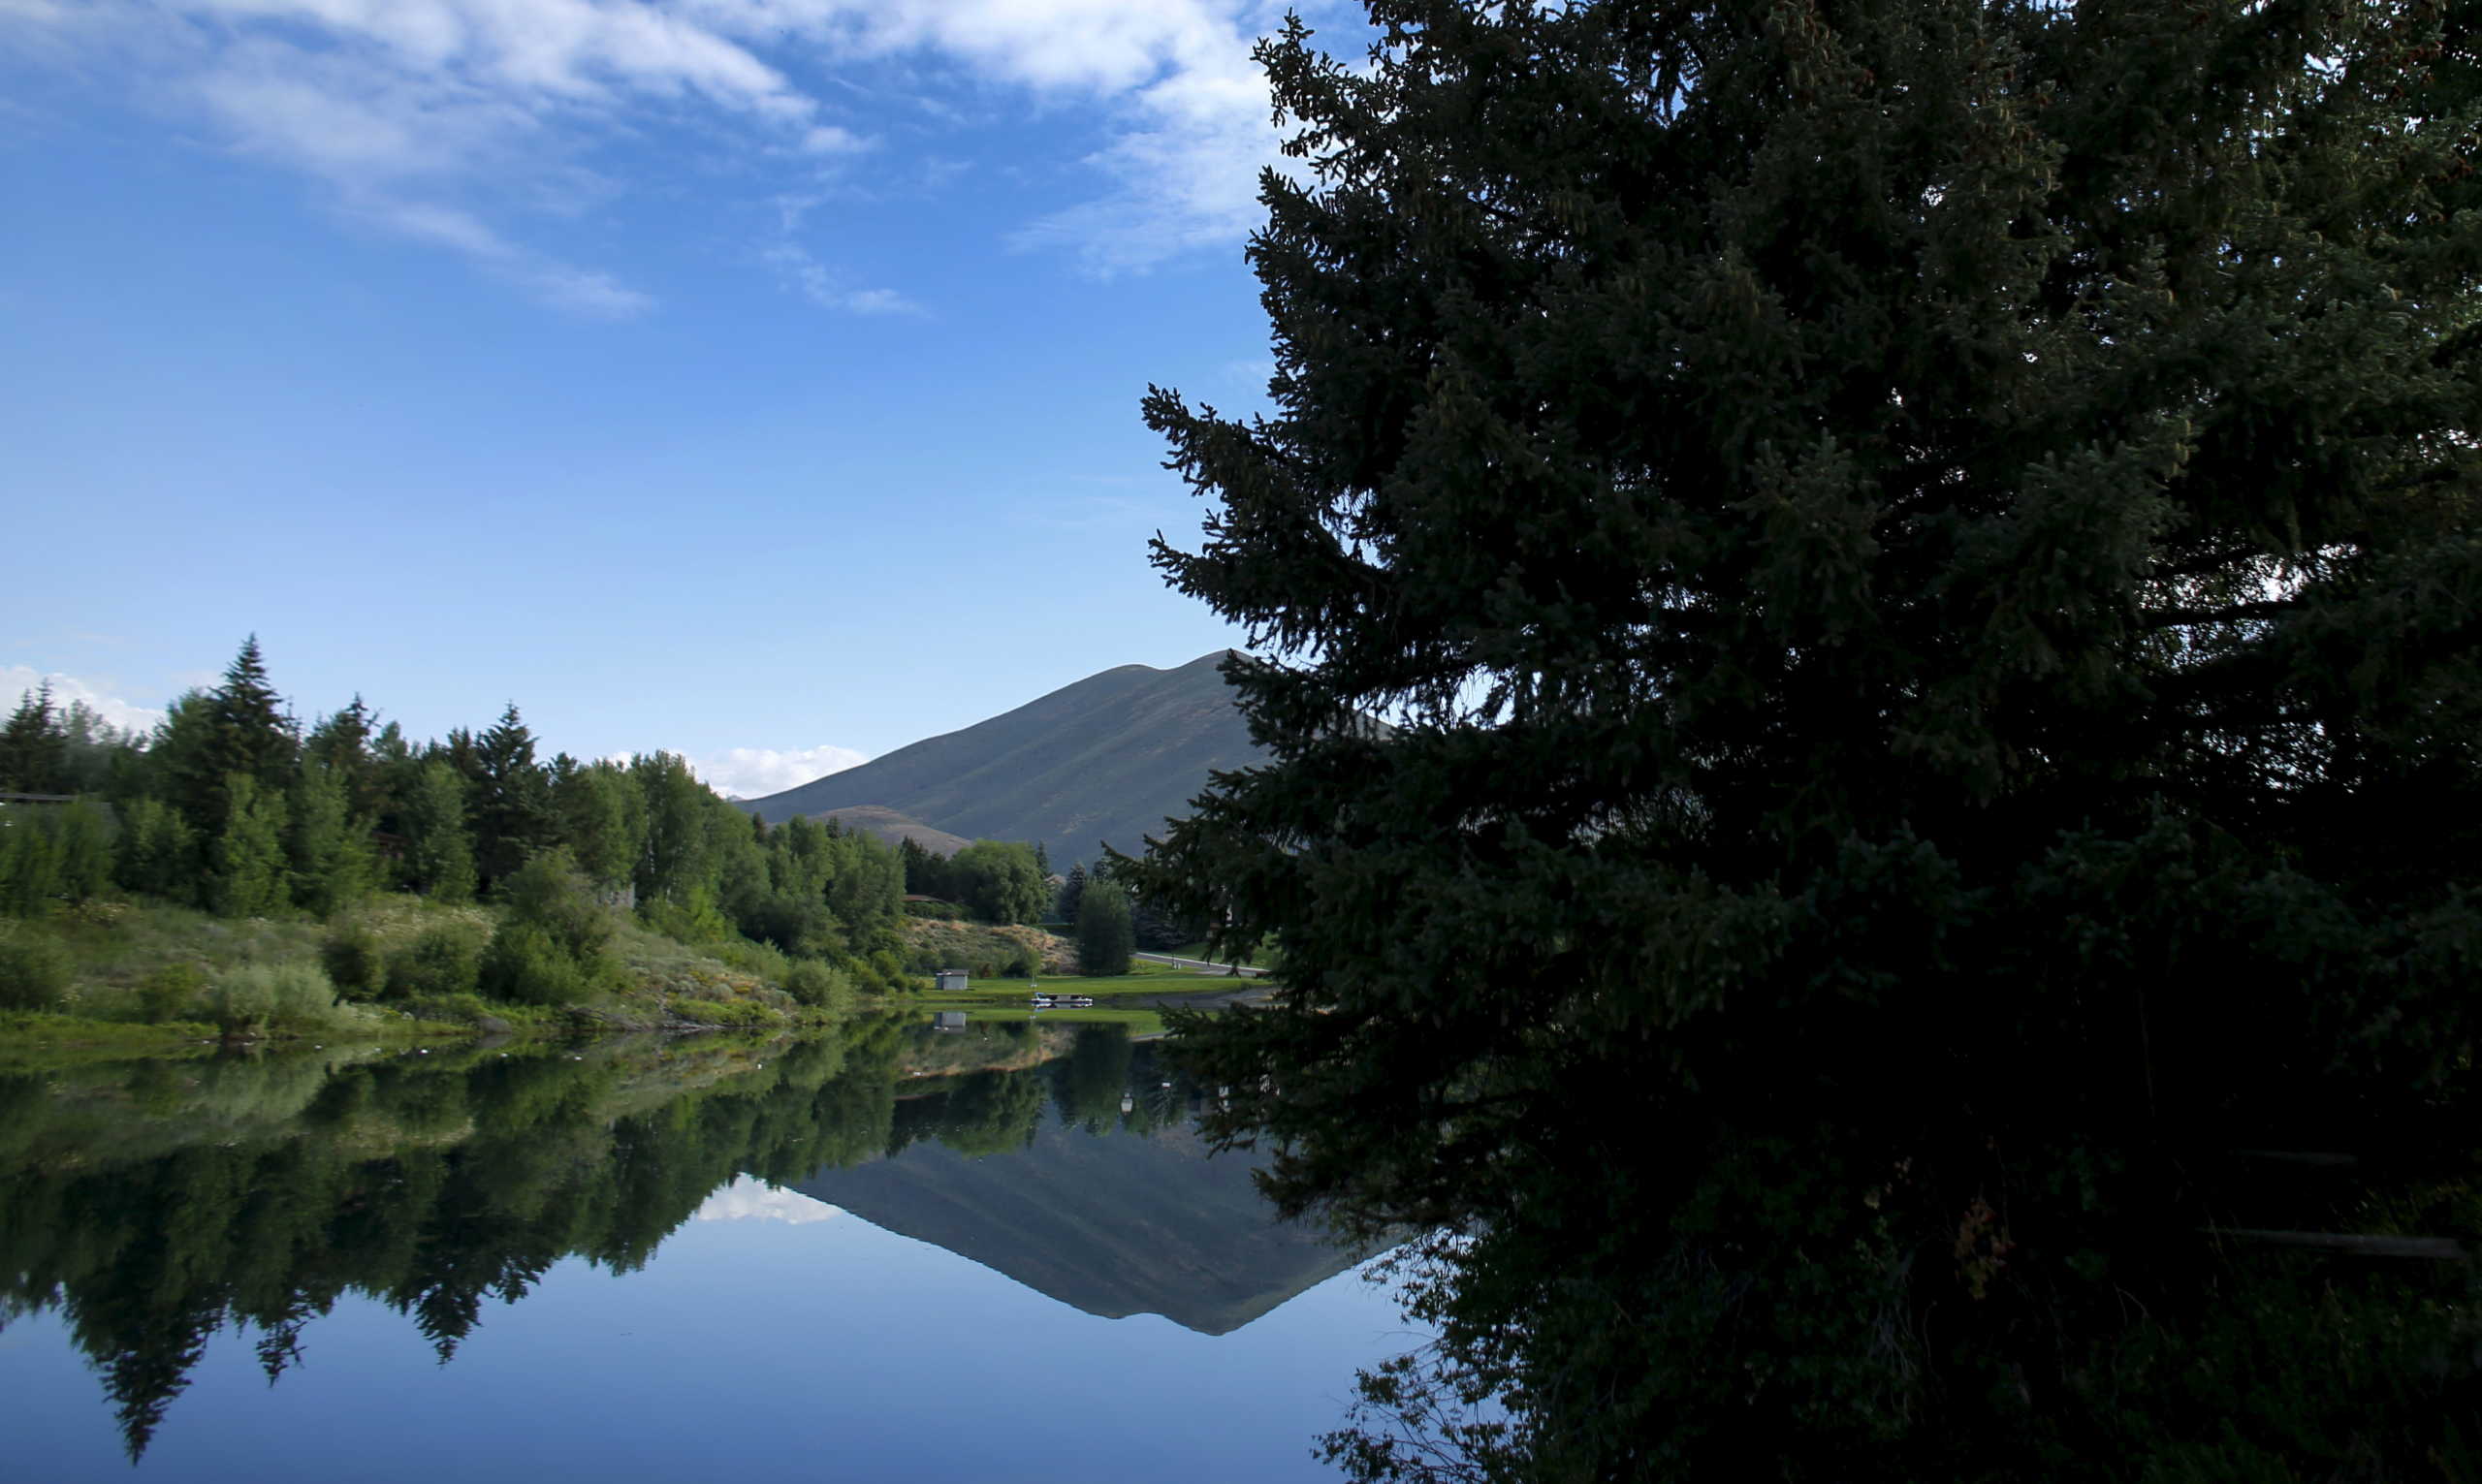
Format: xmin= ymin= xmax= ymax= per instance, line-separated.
xmin=809 ymin=805 xmax=972 ymax=856
xmin=0 ymin=896 xmax=824 ymax=1047
xmin=741 ymin=650 xmax=1262 ymax=868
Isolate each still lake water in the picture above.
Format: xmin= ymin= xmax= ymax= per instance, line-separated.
xmin=0 ymin=1020 xmax=1408 ymax=1482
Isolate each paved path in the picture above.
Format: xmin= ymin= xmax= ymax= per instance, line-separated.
xmin=1132 ymin=952 xmax=1267 ymax=978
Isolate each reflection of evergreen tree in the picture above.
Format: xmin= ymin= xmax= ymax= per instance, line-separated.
xmin=1051 ymin=1026 xmax=1134 ymax=1130
xmin=0 ymin=1022 xmax=943 ymax=1459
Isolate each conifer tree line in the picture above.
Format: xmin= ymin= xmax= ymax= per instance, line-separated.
xmin=0 ymin=639 xmax=911 ymax=994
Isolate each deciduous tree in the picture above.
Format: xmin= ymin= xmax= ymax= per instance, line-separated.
xmin=1074 ymin=879 xmax=1133 ymax=977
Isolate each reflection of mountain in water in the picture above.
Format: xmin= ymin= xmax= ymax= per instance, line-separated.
xmin=795 ymin=1109 xmax=1361 ymax=1335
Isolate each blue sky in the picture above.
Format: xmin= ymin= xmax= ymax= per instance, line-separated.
xmin=1 ymin=0 xmax=1356 ymax=797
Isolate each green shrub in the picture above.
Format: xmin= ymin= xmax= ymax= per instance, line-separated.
xmin=903 ymin=899 xmax=971 ymax=921
xmin=0 ymin=932 xmax=71 ymax=1010
xmin=137 ymin=961 xmax=208 ymax=1023
xmin=480 ymin=922 xmax=596 ymax=1007
xmin=641 ymin=886 xmax=734 ymax=944
xmin=781 ymin=958 xmax=853 ymax=1012
xmin=716 ymin=937 xmax=790 ymax=982
xmin=203 ymin=962 xmax=342 ymax=1035
xmin=866 ymin=949 xmax=912 ymax=994
xmin=386 ymin=923 xmax=486 ymax=999
xmin=319 ymin=922 xmax=388 ymax=1000
xmin=398 ymin=992 xmax=497 ymax=1026
xmin=503 ymin=851 xmax=616 ymax=961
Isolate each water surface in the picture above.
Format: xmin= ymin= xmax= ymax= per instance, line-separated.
xmin=0 ymin=1020 xmax=1405 ymax=1481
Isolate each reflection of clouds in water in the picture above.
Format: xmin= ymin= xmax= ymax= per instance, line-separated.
xmin=692 ymin=1176 xmax=842 ymax=1225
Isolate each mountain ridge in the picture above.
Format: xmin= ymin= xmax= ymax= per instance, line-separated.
xmin=742 ymin=650 xmax=1260 ymax=868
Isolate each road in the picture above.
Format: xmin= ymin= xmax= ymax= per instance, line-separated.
xmin=1132 ymin=952 xmax=1267 ymax=978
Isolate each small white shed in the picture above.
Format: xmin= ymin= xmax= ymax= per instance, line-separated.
xmin=934 ymin=969 xmax=970 ymax=992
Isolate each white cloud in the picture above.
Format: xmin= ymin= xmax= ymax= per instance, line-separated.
xmin=0 ymin=667 xmax=166 ymax=736
xmin=1010 ymin=39 xmax=1297 ymax=273
xmin=7 ymin=0 xmax=1341 ymax=304
xmin=692 ymin=1175 xmax=842 ymax=1224
xmin=800 ymin=122 xmax=872 ymax=154
xmin=370 ymin=199 xmax=653 ymax=316
xmin=760 ymin=238 xmax=919 ymax=316
xmin=686 ymin=742 xmax=869 ymax=800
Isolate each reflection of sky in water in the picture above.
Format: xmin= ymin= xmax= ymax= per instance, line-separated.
xmin=4 ymin=1175 xmax=1413 ymax=1483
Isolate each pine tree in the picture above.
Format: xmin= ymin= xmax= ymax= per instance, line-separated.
xmin=1138 ymin=1 xmax=2482 ymax=1474
xmin=172 ymin=639 xmax=297 ymax=836
xmin=204 ymin=638 xmax=294 ymax=788
xmin=471 ymin=704 xmax=553 ymax=894
xmin=897 ymin=837 xmax=933 ymax=895
xmin=303 ymin=697 xmax=384 ymax=821
xmin=287 ymin=764 xmax=374 ymax=916
xmin=113 ymin=799 xmax=199 ymax=903
xmin=0 ymin=682 xmax=69 ymax=795
xmin=1055 ymin=862 xmax=1087 ymax=926
xmin=398 ymin=762 xmax=475 ymax=903
xmin=210 ymin=773 xmax=289 ymax=919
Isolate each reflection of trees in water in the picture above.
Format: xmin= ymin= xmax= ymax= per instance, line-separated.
xmin=0 ymin=1017 xmax=1190 ymax=1460
xmin=1180 ymin=1019 xmax=2482 ymax=1482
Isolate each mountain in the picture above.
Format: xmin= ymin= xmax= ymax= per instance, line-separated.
xmin=809 ymin=805 xmax=973 ymax=857
xmin=792 ymin=1107 xmax=1366 ymax=1334
xmin=742 ymin=650 xmax=1262 ymax=868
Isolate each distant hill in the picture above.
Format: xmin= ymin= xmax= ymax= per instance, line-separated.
xmin=742 ymin=651 xmax=1262 ymax=868
xmin=810 ymin=805 xmax=973 ymax=857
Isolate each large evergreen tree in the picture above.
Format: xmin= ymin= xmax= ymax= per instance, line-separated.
xmin=169 ymin=638 xmax=297 ymax=837
xmin=471 ymin=704 xmax=554 ymax=894
xmin=1140 ymin=0 xmax=2482 ymax=1476
xmin=302 ymin=697 xmax=384 ymax=821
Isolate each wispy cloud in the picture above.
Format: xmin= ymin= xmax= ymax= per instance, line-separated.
xmin=371 ymin=199 xmax=654 ymax=316
xmin=760 ymin=238 xmax=920 ymax=317
xmin=5 ymin=0 xmax=1347 ymax=305
xmin=686 ymin=742 xmax=870 ymax=800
